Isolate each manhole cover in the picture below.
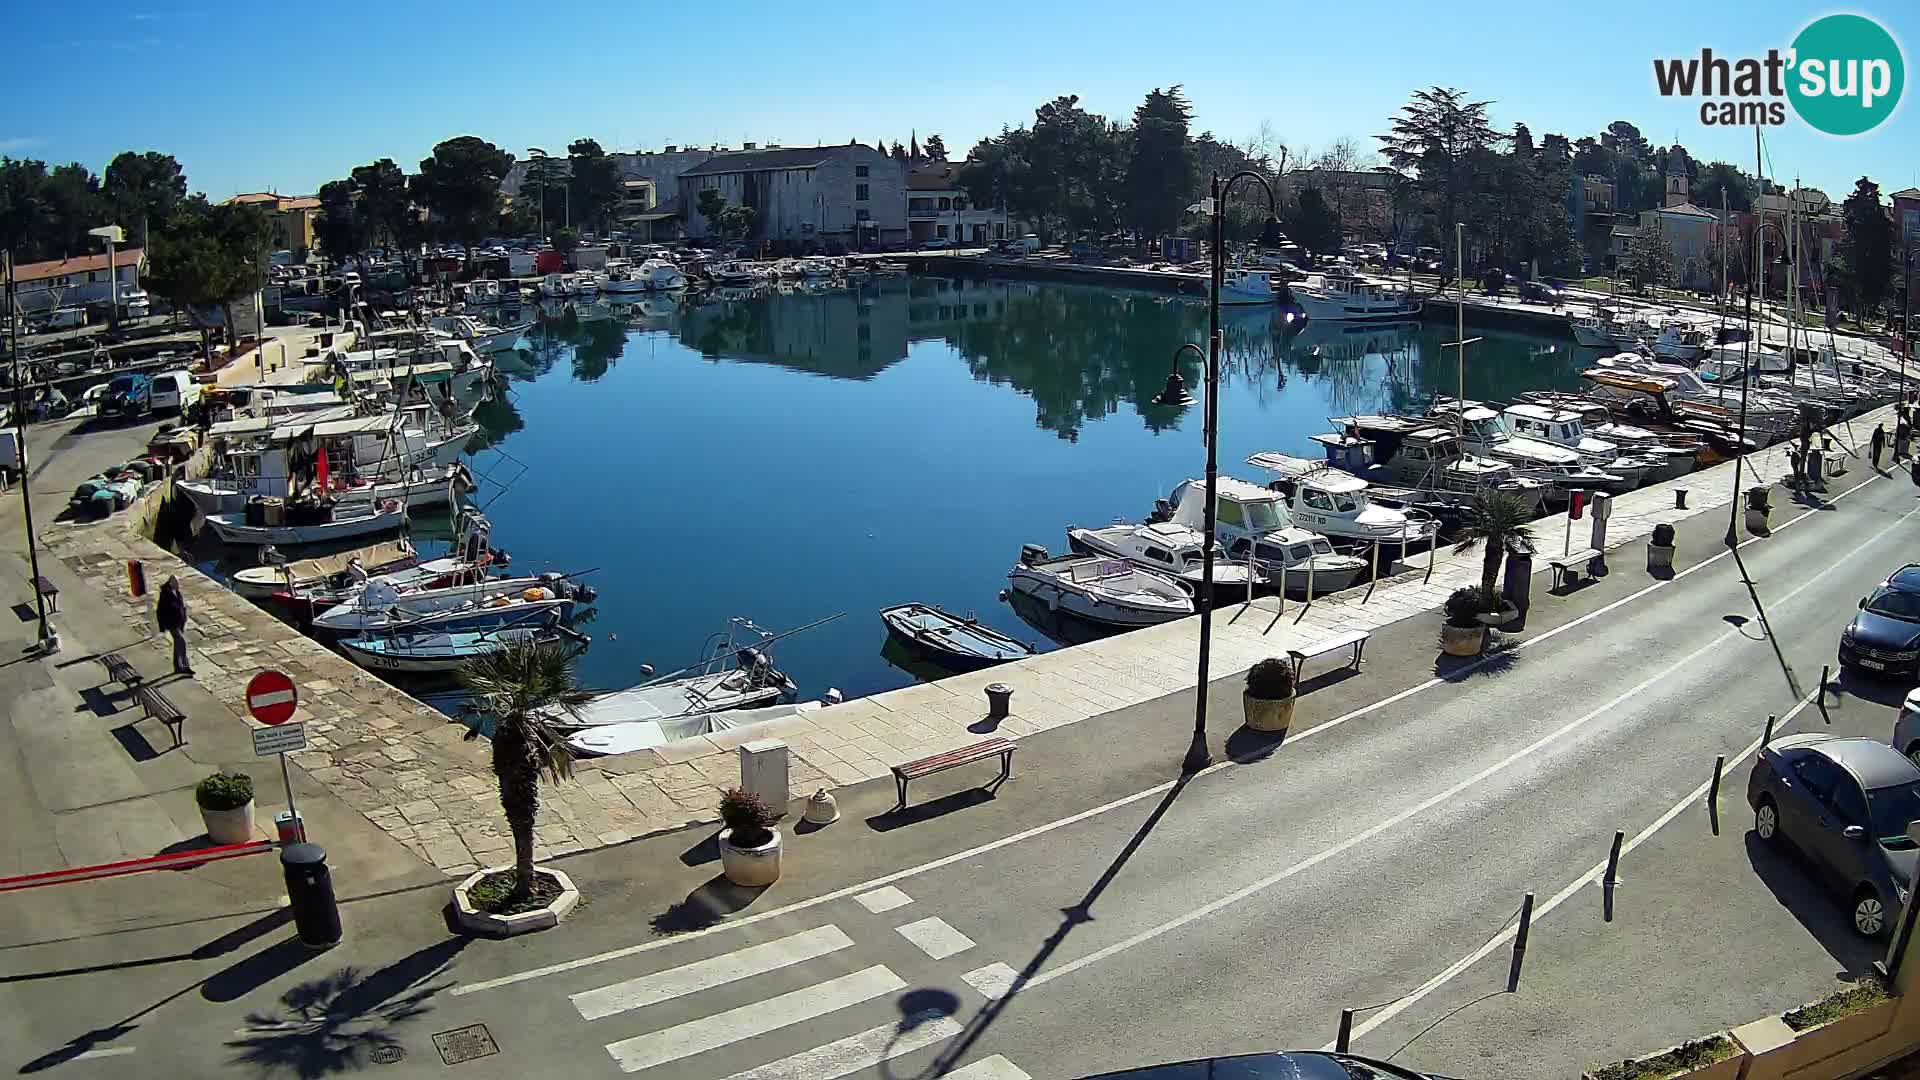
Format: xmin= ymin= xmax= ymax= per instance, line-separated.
xmin=432 ymin=1024 xmax=499 ymax=1065
xmin=369 ymin=1046 xmax=405 ymax=1065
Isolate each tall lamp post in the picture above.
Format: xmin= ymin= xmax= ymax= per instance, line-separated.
xmin=1725 ymin=218 xmax=1788 ymax=548
xmin=526 ymin=147 xmax=549 ymax=242
xmin=1901 ymin=242 xmax=1916 ymax=404
xmin=87 ymin=225 xmax=125 ymax=327
xmin=5 ymin=252 xmax=54 ymax=652
xmin=1153 ymin=170 xmax=1280 ymax=774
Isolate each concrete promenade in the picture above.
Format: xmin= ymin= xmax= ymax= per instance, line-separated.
xmin=23 ymin=380 xmax=1898 ymax=881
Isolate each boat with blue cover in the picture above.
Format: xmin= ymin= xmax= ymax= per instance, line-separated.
xmin=880 ymin=603 xmax=1037 ymax=670
xmin=339 ymin=623 xmax=587 ymax=674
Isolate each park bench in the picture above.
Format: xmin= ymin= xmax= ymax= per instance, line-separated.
xmin=1287 ymin=629 xmax=1371 ymax=684
xmin=891 ymin=738 xmax=1016 ymax=811
xmin=132 ymin=683 xmax=187 ymax=748
xmin=29 ymin=575 xmax=58 ymax=612
xmin=1548 ymin=549 xmax=1601 ymax=591
xmin=97 ymin=651 xmax=143 ymax=687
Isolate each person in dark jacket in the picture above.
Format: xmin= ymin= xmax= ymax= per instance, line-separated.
xmin=1871 ymin=424 xmax=1887 ymax=471
xmin=156 ymin=576 xmax=191 ymax=675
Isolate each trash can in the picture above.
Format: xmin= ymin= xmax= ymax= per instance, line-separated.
xmin=281 ymin=842 xmax=341 ymax=948
xmin=1501 ymin=549 xmax=1533 ymax=617
xmin=1744 ymin=485 xmax=1772 ymax=535
xmin=1806 ymin=447 xmax=1826 ymax=491
xmin=985 ymin=683 xmax=1014 ymax=720
xmin=274 ymin=810 xmax=305 ymax=844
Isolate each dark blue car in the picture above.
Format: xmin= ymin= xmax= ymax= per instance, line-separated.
xmin=1077 ymin=1052 xmax=1460 ymax=1080
xmin=99 ymin=373 xmax=152 ymax=421
xmin=1839 ymin=564 xmax=1920 ymax=677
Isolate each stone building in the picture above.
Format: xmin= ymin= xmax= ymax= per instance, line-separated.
xmin=677 ymin=144 xmax=907 ymax=251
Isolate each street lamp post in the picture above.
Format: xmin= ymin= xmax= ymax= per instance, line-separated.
xmin=526 ymin=148 xmax=549 ymax=242
xmin=1726 ymin=218 xmax=1788 ymax=548
xmin=1154 ymin=170 xmax=1280 ymax=774
xmin=88 ymin=225 xmax=125 ymax=327
xmin=1902 ymin=242 xmax=1915 ymax=405
xmin=5 ymin=252 xmax=53 ymax=651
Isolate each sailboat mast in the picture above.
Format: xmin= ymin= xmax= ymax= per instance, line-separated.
xmin=1455 ymin=221 xmax=1465 ymax=430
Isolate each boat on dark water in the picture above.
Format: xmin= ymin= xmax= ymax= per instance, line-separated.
xmin=880 ymin=603 xmax=1036 ymax=671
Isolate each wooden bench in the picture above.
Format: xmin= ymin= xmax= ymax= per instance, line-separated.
xmin=1287 ymin=630 xmax=1371 ymax=683
xmin=29 ymin=575 xmax=58 ymax=612
xmin=132 ymin=683 xmax=186 ymax=748
xmin=1548 ymin=548 xmax=1601 ymax=591
xmin=892 ymin=737 xmax=1015 ymax=811
xmin=98 ymin=651 xmax=143 ymax=687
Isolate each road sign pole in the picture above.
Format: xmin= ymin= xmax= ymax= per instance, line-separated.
xmin=280 ymin=751 xmax=304 ymax=843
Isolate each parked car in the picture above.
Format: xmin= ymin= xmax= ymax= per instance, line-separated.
xmin=1076 ymin=1051 xmax=1460 ymax=1080
xmin=1838 ymin=564 xmax=1920 ymax=677
xmin=921 ymin=237 xmax=952 ymax=250
xmin=99 ymin=373 xmax=152 ymax=421
xmin=1748 ymin=734 xmax=1920 ymax=937
xmin=1517 ymin=280 xmax=1561 ymax=305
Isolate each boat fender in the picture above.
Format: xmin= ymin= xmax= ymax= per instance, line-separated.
xmin=380 ymin=498 xmax=401 ymax=513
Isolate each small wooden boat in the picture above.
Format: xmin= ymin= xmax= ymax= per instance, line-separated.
xmin=206 ymin=499 xmax=408 ymax=547
xmin=339 ymin=624 xmax=586 ymax=674
xmin=1005 ymin=546 xmax=1194 ymax=628
xmin=880 ymin=603 xmax=1036 ymax=671
xmin=229 ymin=540 xmax=417 ymax=599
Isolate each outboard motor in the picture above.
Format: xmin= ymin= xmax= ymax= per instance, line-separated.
xmin=1020 ymin=543 xmax=1049 ymax=566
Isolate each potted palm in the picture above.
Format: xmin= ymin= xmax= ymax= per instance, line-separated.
xmin=718 ymin=787 xmax=783 ymax=887
xmin=1453 ymin=490 xmax=1534 ymax=626
xmin=450 ymin=639 xmax=591 ymax=935
xmin=1242 ymin=658 xmax=1296 ymax=734
xmin=1441 ymin=587 xmax=1490 ymax=656
xmin=196 ymin=771 xmax=255 ymax=844
xmin=1648 ymin=522 xmax=1677 ymax=570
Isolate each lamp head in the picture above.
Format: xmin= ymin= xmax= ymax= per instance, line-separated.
xmin=1153 ymin=370 xmax=1196 ymax=407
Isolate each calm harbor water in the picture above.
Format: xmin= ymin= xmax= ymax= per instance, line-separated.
xmin=442 ymin=275 xmax=1586 ymax=703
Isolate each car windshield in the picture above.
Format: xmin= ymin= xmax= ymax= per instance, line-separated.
xmin=1868 ymin=780 xmax=1920 ymax=847
xmin=1864 ymin=587 xmax=1920 ymax=621
xmin=106 ymin=376 xmax=136 ymax=393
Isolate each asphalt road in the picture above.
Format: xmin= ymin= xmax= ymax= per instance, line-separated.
xmin=5 ymin=463 xmax=1917 ymax=1079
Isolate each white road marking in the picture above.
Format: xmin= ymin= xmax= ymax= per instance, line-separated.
xmin=603 ymin=965 xmax=905 ymax=1073
xmin=1332 ymin=684 xmax=1825 ymax=1049
xmin=717 ymin=1016 xmax=962 ymax=1080
xmin=454 ymin=469 xmax=1889 ymax=998
xmin=962 ymin=962 xmax=1021 ymax=1001
xmin=894 ymin=916 xmax=974 ymax=960
xmin=70 ymin=1048 xmax=135 ymax=1061
xmin=572 ymin=925 xmax=855 ymax=1021
xmin=853 ymin=886 xmax=913 ymax=913
xmin=947 ymin=1055 xmax=1035 ymax=1080
xmin=1023 ymin=500 xmax=1917 ymax=993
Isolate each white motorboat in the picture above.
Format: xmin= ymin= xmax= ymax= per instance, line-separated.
xmin=565 ymin=702 xmax=823 ymax=758
xmin=1500 ymin=403 xmax=1670 ymax=486
xmin=1311 ymin=415 xmax=1550 ymax=519
xmin=339 ymin=623 xmax=585 ymax=675
xmin=1243 ymin=453 xmax=1440 ymax=550
xmin=429 ymin=314 xmax=529 ymax=354
xmin=598 ymin=261 xmax=650 ymax=294
xmin=793 ymin=258 xmax=833 ymax=279
xmin=1293 ymin=271 xmax=1421 ymax=322
xmin=310 ymin=573 xmax=593 ymax=635
xmin=713 ymin=261 xmax=760 ymax=286
xmin=182 ymin=464 xmax=469 ymax=517
xmin=1065 ymin=521 xmax=1268 ymax=599
xmin=1220 ymin=269 xmax=1280 ymax=305
xmin=1430 ymin=401 xmax=1628 ymax=497
xmin=1006 ymin=547 xmax=1193 ymax=627
xmin=1571 ymin=316 xmax=1616 ymax=348
xmin=1608 ymin=319 xmax=1654 ymax=348
xmin=206 ymin=499 xmax=409 ymax=547
xmin=550 ymin=621 xmax=800 ymax=728
xmin=229 ymin=539 xmax=419 ymax=599
xmin=1157 ymin=477 xmax=1371 ymax=593
xmin=1649 ymin=321 xmax=1707 ymax=361
xmin=467 ymin=279 xmax=504 ymax=304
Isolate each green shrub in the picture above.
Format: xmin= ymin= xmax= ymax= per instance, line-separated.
xmin=195 ymin=771 xmax=254 ymax=811
xmin=1587 ymin=1035 xmax=1734 ymax=1080
xmin=1445 ymin=586 xmax=1500 ymax=627
xmin=1782 ymin=976 xmax=1888 ymax=1031
xmin=1245 ymin=658 xmax=1295 ymax=699
xmin=719 ymin=787 xmax=777 ymax=847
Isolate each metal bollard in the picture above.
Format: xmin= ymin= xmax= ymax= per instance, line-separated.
xmin=1763 ymin=713 xmax=1776 ymax=747
xmin=986 ymin=683 xmax=1013 ymax=720
xmin=1604 ymin=830 xmax=1625 ymax=888
xmin=1506 ymin=892 xmax=1535 ymax=992
xmin=1675 ymin=488 xmax=1688 ymax=510
xmin=1335 ymin=1009 xmax=1355 ymax=1053
xmin=1708 ymin=755 xmax=1725 ymax=835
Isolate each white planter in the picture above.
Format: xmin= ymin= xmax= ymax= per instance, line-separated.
xmin=451 ymin=865 xmax=581 ymax=937
xmin=1648 ymin=544 xmax=1675 ymax=570
xmin=200 ymin=801 xmax=255 ymax=845
xmin=719 ymin=827 xmax=783 ymax=887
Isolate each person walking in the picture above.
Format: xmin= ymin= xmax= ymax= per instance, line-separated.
xmin=1871 ymin=424 xmax=1887 ymax=471
xmin=156 ymin=576 xmax=191 ymax=676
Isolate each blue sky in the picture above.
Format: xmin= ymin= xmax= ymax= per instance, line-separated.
xmin=4 ymin=1 xmax=1914 ymax=202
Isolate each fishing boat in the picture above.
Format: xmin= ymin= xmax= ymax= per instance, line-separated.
xmin=551 ymin=617 xmax=818 ymax=728
xmin=1005 ymin=546 xmax=1193 ymax=628
xmin=1648 ymin=321 xmax=1707 ymax=361
xmin=206 ymin=498 xmax=409 ymax=547
xmin=1571 ymin=315 xmax=1617 ymax=348
xmin=1499 ymin=403 xmax=1674 ymax=485
xmin=229 ymin=539 xmax=419 ymax=599
xmin=182 ymin=409 xmax=475 ymax=516
xmin=714 ymin=261 xmax=760 ymax=286
xmin=267 ymin=547 xmax=502 ymax=619
xmin=638 ymin=258 xmax=688 ymax=290
xmin=1310 ymin=416 xmax=1550 ymax=521
xmin=428 ymin=313 xmax=530 ymax=354
xmin=1429 ymin=401 xmax=1628 ymax=497
xmin=1220 ymin=269 xmax=1280 ymax=305
xmin=879 ymin=604 xmax=1036 ymax=670
xmin=309 ymin=573 xmax=594 ymax=636
xmin=1155 ymin=477 xmax=1372 ymax=594
xmin=1064 ymin=521 xmax=1269 ymax=601
xmin=1243 ymin=453 xmax=1440 ymax=552
xmin=339 ymin=623 xmax=587 ymax=675
xmin=467 ymin=279 xmax=504 ymax=304
xmin=1292 ymin=271 xmax=1421 ymax=322
xmin=564 ymin=702 xmax=824 ymax=758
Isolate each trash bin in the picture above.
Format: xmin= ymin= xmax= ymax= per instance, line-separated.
xmin=1806 ymin=448 xmax=1826 ymax=490
xmin=273 ymin=810 xmax=305 ymax=844
xmin=281 ymin=842 xmax=341 ymax=948
xmin=1745 ymin=485 xmax=1772 ymax=535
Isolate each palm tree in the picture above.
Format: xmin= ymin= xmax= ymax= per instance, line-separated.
xmin=456 ymin=640 xmax=593 ymax=901
xmin=1452 ymin=489 xmax=1537 ymax=598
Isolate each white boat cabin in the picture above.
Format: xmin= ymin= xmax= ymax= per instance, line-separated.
xmin=1243 ymin=452 xmax=1437 ymax=546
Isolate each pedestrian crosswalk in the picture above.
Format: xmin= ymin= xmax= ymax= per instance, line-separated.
xmin=499 ymin=889 xmax=1033 ymax=1078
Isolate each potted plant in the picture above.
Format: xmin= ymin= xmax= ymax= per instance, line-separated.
xmin=1453 ymin=490 xmax=1534 ymax=626
xmin=1242 ymin=658 xmax=1296 ymax=734
xmin=718 ymin=787 xmax=783 ymax=887
xmin=1442 ymin=587 xmax=1490 ymax=656
xmin=196 ymin=771 xmax=255 ymax=844
xmin=1648 ymin=522 xmax=1677 ymax=571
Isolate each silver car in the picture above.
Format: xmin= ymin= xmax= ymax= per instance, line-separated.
xmin=1747 ymin=734 xmax=1920 ymax=937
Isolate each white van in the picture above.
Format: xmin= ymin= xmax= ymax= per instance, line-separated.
xmin=44 ymin=307 xmax=87 ymax=330
xmin=149 ymin=370 xmax=202 ymax=415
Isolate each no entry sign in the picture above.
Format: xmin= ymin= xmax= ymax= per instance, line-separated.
xmin=246 ymin=670 xmax=298 ymax=726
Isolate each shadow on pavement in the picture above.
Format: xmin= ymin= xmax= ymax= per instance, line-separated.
xmin=1732 ymin=545 xmax=1805 ymax=703
xmin=650 ymin=874 xmax=765 ymax=935
xmin=1833 ymin=668 xmax=1909 ymax=709
xmin=1433 ymin=639 xmax=1521 ymax=683
xmin=866 ymin=789 xmax=996 ymax=833
xmin=224 ymin=935 xmax=468 ymax=1078
xmin=1743 ymin=832 xmax=1882 ymax=977
xmin=1224 ymin=725 xmax=1287 ymax=764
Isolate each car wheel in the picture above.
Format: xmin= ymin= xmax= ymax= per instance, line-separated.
xmin=1853 ymin=886 xmax=1889 ymax=938
xmin=1755 ymin=798 xmax=1780 ymax=841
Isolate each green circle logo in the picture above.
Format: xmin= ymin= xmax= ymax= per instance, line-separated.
xmin=1788 ymin=14 xmax=1905 ymax=135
